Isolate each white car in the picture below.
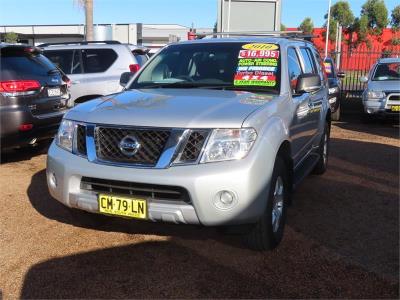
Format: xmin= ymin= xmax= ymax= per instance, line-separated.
xmin=41 ymin=41 xmax=149 ymax=107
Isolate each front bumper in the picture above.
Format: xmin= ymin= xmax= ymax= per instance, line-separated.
xmin=46 ymin=141 xmax=274 ymax=226
xmin=362 ymin=99 xmax=400 ymax=115
xmin=0 ymin=105 xmax=66 ymax=149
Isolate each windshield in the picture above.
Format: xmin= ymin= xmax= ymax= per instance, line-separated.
xmin=372 ymin=62 xmax=400 ymax=81
xmin=128 ymin=42 xmax=281 ymax=93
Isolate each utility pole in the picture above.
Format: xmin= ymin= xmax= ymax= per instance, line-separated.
xmin=85 ymin=0 xmax=94 ymax=41
xmin=227 ymin=0 xmax=232 ymax=33
xmin=324 ymin=0 xmax=332 ymax=58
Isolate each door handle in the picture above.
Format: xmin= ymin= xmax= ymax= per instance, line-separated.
xmin=72 ymin=80 xmax=80 ymax=85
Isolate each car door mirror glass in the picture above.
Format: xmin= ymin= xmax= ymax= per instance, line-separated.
xmin=120 ymin=72 xmax=134 ymax=87
xmin=359 ymin=76 xmax=368 ymax=83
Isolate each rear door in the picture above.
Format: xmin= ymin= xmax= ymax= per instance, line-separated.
xmin=79 ymin=48 xmax=121 ymax=97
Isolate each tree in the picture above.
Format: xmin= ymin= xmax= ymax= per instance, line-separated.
xmin=75 ymin=0 xmax=94 ymax=41
xmin=352 ymin=15 xmax=370 ymax=47
xmin=329 ymin=1 xmax=355 ymax=28
xmin=298 ymin=18 xmax=314 ymax=34
xmin=4 ymin=32 xmax=18 ymax=44
xmin=281 ymin=23 xmax=287 ymax=31
xmin=360 ymin=0 xmax=388 ymax=34
xmin=391 ymin=5 xmax=400 ymax=29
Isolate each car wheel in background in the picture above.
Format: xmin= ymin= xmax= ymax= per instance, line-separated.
xmin=332 ymin=104 xmax=341 ymax=121
xmin=243 ymin=157 xmax=289 ymax=251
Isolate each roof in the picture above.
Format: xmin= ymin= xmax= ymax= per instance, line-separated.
xmin=174 ymin=36 xmax=313 ymax=47
xmin=378 ymin=57 xmax=400 ymax=64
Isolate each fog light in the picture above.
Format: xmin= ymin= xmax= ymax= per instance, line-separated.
xmin=49 ymin=172 xmax=57 ymax=188
xmin=329 ymin=97 xmax=337 ymax=104
xmin=213 ymin=190 xmax=237 ymax=210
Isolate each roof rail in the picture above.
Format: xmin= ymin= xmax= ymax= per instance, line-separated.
xmin=38 ymin=40 xmax=121 ymax=47
xmin=193 ymin=31 xmax=314 ymax=40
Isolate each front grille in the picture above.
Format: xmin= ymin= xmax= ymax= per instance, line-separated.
xmin=95 ymin=127 xmax=170 ymax=166
xmin=76 ymin=124 xmax=87 ymax=155
xmin=81 ymin=177 xmax=190 ymax=203
xmin=179 ymin=130 xmax=209 ymax=162
xmin=388 ymin=94 xmax=400 ymax=101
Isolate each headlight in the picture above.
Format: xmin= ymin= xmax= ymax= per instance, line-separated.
xmin=328 ymin=87 xmax=339 ymax=94
xmin=56 ymin=119 xmax=75 ymax=152
xmin=200 ymin=128 xmax=257 ymax=163
xmin=366 ymin=90 xmax=385 ymax=100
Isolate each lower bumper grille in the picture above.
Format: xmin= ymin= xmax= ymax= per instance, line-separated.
xmin=80 ymin=177 xmax=191 ymax=203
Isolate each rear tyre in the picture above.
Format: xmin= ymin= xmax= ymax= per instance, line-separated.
xmin=243 ymin=157 xmax=289 ymax=251
xmin=312 ymin=122 xmax=330 ymax=175
xmin=331 ymin=104 xmax=341 ymax=121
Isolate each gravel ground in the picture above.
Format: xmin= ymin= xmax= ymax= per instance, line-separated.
xmin=0 ymin=115 xmax=399 ymax=299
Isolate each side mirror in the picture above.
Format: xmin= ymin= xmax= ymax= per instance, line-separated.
xmin=295 ymin=73 xmax=322 ymax=94
xmin=120 ymin=72 xmax=134 ymax=87
xmin=359 ymin=76 xmax=368 ymax=83
xmin=337 ymin=72 xmax=346 ymax=78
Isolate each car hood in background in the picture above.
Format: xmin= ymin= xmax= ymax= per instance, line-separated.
xmin=367 ymin=80 xmax=400 ymax=92
xmin=66 ymin=88 xmax=278 ymax=128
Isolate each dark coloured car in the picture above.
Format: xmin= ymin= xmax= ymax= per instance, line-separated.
xmin=0 ymin=44 xmax=70 ymax=150
xmin=324 ymin=57 xmax=345 ymax=121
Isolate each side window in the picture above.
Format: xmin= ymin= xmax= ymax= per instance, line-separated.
xmin=300 ymin=48 xmax=316 ymax=74
xmin=71 ymin=49 xmax=83 ymax=74
xmin=44 ymin=50 xmax=73 ymax=74
xmin=287 ymin=48 xmax=303 ymax=93
xmin=82 ymin=49 xmax=117 ymax=73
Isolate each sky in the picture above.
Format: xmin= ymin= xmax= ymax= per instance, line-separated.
xmin=0 ymin=0 xmax=398 ymax=28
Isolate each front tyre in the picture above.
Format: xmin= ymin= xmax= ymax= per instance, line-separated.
xmin=243 ymin=157 xmax=289 ymax=251
xmin=312 ymin=122 xmax=330 ymax=175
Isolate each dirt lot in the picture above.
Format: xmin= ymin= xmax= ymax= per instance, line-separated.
xmin=0 ymin=115 xmax=399 ymax=299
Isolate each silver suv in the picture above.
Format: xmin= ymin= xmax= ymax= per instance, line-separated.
xmin=360 ymin=57 xmax=400 ymax=118
xmin=41 ymin=41 xmax=149 ymax=107
xmin=47 ymin=35 xmax=331 ymax=250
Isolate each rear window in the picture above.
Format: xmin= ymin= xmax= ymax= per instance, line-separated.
xmin=81 ymin=49 xmax=117 ymax=73
xmin=0 ymin=51 xmax=56 ymax=79
xmin=133 ymin=53 xmax=148 ymax=66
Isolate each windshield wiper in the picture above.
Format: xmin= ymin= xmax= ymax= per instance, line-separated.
xmin=138 ymin=82 xmax=206 ymax=89
xmin=204 ymin=85 xmax=279 ymax=94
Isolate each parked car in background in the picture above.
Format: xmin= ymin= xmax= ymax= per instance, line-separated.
xmin=40 ymin=41 xmax=149 ymax=107
xmin=324 ymin=57 xmax=345 ymax=121
xmin=0 ymin=44 xmax=69 ymax=151
xmin=360 ymin=57 xmax=400 ymax=120
xmin=47 ymin=36 xmax=331 ymax=251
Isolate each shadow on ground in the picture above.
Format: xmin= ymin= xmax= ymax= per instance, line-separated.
xmin=0 ymin=140 xmax=51 ymax=165
xmin=334 ymin=113 xmax=399 ymax=139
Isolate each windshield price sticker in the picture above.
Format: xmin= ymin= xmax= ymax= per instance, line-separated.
xmin=242 ymin=43 xmax=279 ymax=51
xmin=235 ymin=44 xmax=279 ymax=87
xmin=239 ymin=50 xmax=280 ymax=59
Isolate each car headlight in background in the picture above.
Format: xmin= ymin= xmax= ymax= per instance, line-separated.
xmin=366 ymin=90 xmax=385 ymax=100
xmin=201 ymin=128 xmax=257 ymax=163
xmin=328 ymin=87 xmax=339 ymax=94
xmin=56 ymin=119 xmax=76 ymax=152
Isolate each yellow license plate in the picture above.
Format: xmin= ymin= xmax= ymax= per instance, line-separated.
xmin=391 ymin=105 xmax=400 ymax=112
xmin=98 ymin=194 xmax=147 ymax=219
